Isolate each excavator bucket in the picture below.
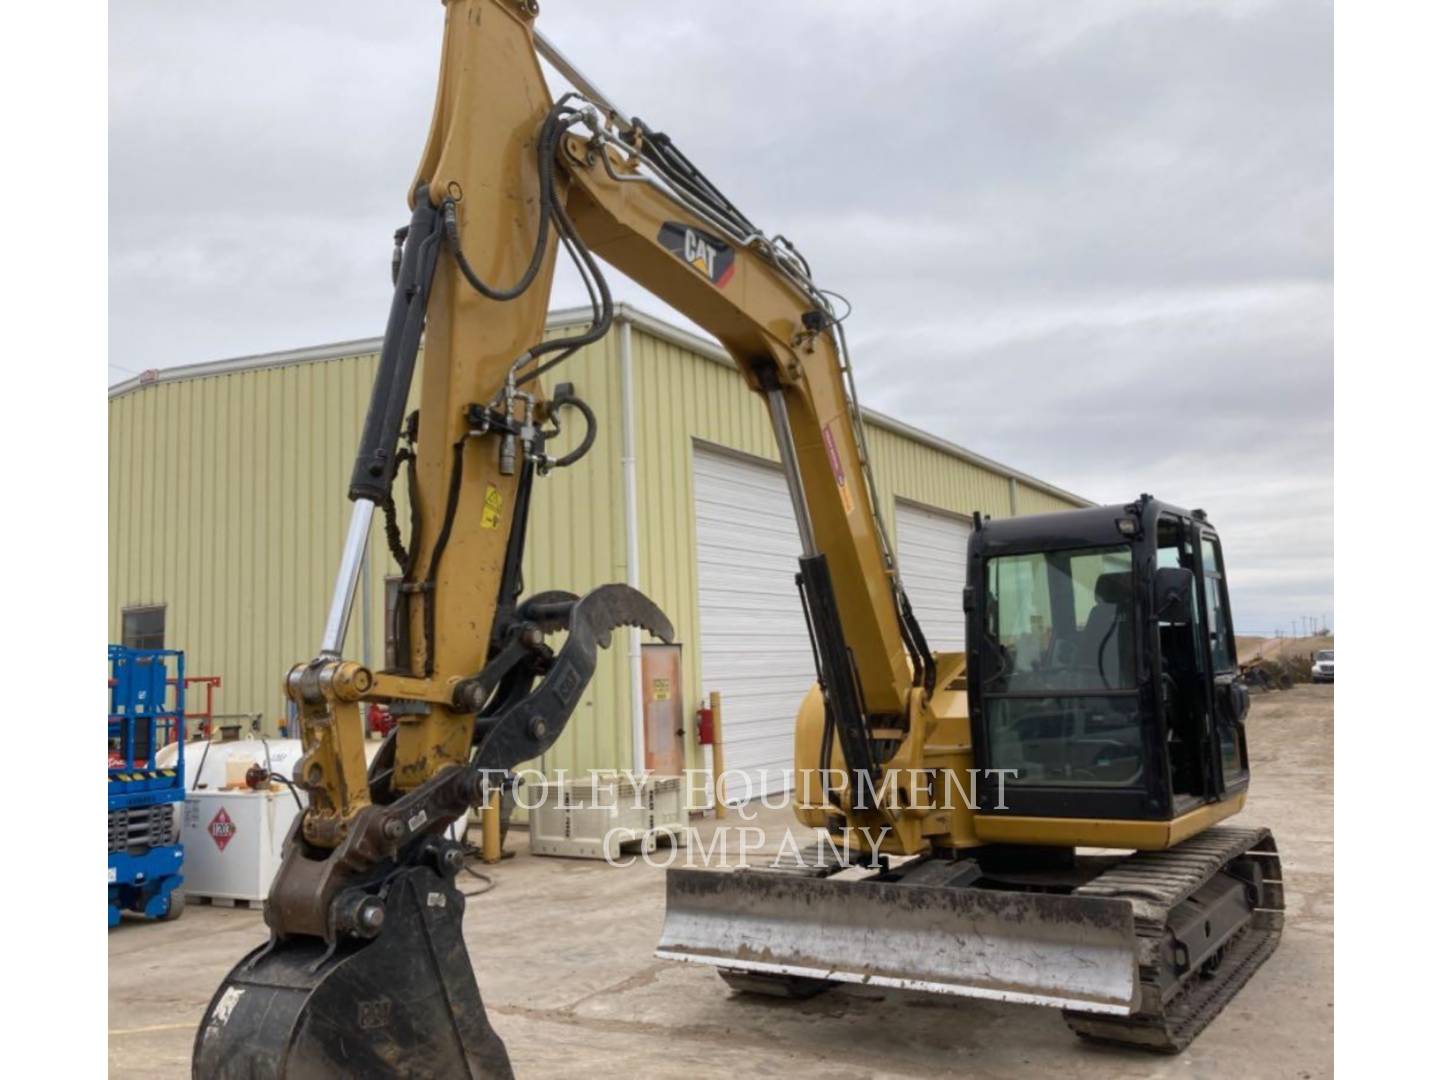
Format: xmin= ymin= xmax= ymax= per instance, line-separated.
xmin=657 ymin=867 xmax=1143 ymax=1014
xmin=194 ymin=865 xmax=513 ymax=1079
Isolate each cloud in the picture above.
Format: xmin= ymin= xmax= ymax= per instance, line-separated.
xmin=110 ymin=0 xmax=1333 ymax=631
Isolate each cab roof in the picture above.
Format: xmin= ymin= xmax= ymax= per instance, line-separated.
xmin=972 ymin=494 xmax=1210 ymax=557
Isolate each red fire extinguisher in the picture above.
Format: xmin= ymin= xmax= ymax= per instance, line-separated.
xmin=696 ymin=704 xmax=715 ymax=745
xmin=368 ymin=702 xmax=395 ymax=737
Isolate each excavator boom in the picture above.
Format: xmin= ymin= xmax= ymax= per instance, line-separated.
xmin=196 ymin=7 xmax=676 ymax=1076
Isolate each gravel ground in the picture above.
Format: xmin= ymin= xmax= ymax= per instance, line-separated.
xmin=110 ymin=685 xmax=1333 ymax=1078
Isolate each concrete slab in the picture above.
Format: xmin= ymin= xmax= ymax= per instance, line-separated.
xmin=110 ymin=685 xmax=1333 ymax=1078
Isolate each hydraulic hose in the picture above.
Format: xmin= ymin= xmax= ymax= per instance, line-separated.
xmin=548 ymin=390 xmax=597 ymax=469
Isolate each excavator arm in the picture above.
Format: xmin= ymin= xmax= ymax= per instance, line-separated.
xmin=194 ymin=9 xmax=675 ymax=1077
xmin=197 ymin=4 xmax=948 ymax=1075
xmin=281 ymin=0 xmax=936 ymax=899
xmin=260 ymin=8 xmax=683 ymax=949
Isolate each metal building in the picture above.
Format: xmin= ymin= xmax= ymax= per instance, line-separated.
xmin=108 ymin=305 xmax=1087 ymax=794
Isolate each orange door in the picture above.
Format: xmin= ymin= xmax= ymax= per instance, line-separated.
xmin=642 ymin=643 xmax=685 ymax=776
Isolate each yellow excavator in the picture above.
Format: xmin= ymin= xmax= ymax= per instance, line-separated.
xmin=194 ymin=3 xmax=1284 ymax=1074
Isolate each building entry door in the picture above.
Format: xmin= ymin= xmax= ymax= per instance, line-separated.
xmin=642 ymin=643 xmax=685 ymax=776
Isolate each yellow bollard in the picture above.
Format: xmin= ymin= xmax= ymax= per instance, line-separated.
xmin=481 ymin=789 xmax=502 ymax=864
xmin=710 ymin=690 xmax=727 ymax=820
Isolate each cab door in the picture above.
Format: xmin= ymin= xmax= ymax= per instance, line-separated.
xmin=1154 ymin=514 xmax=1212 ymax=801
xmin=1196 ymin=529 xmax=1249 ymax=794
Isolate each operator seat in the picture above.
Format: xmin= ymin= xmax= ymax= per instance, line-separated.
xmin=1077 ymin=572 xmax=1132 ymax=687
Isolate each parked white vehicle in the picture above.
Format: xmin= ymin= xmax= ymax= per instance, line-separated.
xmin=1311 ymin=649 xmax=1334 ymax=683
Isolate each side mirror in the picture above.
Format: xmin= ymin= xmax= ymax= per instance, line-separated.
xmin=1152 ymin=567 xmax=1195 ymax=623
xmin=1229 ymin=678 xmax=1250 ymax=723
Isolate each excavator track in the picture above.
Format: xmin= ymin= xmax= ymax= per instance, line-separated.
xmin=1062 ymin=825 xmax=1284 ymax=1052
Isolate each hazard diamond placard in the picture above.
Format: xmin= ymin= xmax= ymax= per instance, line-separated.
xmin=208 ymin=807 xmax=237 ymax=852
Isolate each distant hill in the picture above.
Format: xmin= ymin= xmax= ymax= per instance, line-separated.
xmin=1235 ymin=634 xmax=1334 ymax=667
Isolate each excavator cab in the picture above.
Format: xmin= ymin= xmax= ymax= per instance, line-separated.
xmin=968 ymin=494 xmax=1251 ymax=845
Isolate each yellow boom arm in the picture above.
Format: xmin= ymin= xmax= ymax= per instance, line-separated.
xmin=196 ymin=7 xmax=974 ymax=1074
xmin=557 ymin=130 xmax=914 ymax=716
xmin=275 ymin=0 xmax=949 ymax=941
xmin=537 ymin=31 xmax=945 ymax=829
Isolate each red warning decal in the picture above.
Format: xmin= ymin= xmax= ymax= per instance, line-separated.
xmin=209 ymin=807 xmax=237 ymax=852
xmin=822 ymin=423 xmax=854 ymax=515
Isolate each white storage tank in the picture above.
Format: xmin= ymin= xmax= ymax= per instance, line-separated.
xmin=155 ymin=737 xmax=385 ymax=904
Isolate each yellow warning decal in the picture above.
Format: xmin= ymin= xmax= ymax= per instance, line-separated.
xmin=481 ymin=484 xmax=504 ymax=529
xmin=652 ymin=677 xmax=671 ymax=701
xmin=822 ymin=422 xmax=854 ymax=515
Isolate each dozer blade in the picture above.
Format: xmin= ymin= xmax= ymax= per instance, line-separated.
xmin=657 ymin=866 xmax=1143 ymax=1014
xmin=194 ymin=865 xmax=512 ymax=1080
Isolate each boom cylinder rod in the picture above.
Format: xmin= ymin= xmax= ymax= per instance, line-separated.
xmin=319 ymin=499 xmax=375 ymax=658
xmin=319 ymin=189 xmax=441 ymax=661
xmin=763 ymin=388 xmax=818 ymax=558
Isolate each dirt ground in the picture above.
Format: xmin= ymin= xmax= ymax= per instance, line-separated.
xmin=110 ymin=686 xmax=1333 ymax=1078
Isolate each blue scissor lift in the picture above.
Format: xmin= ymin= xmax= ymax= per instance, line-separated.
xmin=108 ymin=645 xmax=187 ymax=926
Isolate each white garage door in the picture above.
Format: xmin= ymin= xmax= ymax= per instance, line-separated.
xmin=895 ymin=501 xmax=971 ymax=653
xmin=693 ymin=446 xmax=814 ymax=800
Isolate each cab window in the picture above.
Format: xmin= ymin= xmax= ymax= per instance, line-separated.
xmin=984 ymin=545 xmax=1135 ymax=693
xmin=1201 ymin=537 xmax=1234 ymax=672
xmin=980 ymin=544 xmax=1141 ymax=789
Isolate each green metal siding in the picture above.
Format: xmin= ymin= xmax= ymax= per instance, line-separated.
xmin=1013 ymin=480 xmax=1080 ymax=516
xmin=110 ymin=352 xmax=381 ymax=733
xmin=866 ymin=423 xmax=1013 ymax=537
xmin=109 ymin=312 xmax=1085 ymax=788
xmin=107 ymin=331 xmax=627 ymax=781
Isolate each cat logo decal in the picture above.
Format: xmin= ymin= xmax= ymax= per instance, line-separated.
xmin=657 ymin=222 xmax=735 ymax=287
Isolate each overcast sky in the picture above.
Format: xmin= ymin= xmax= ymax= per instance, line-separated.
xmin=110 ymin=0 xmax=1332 ymax=636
